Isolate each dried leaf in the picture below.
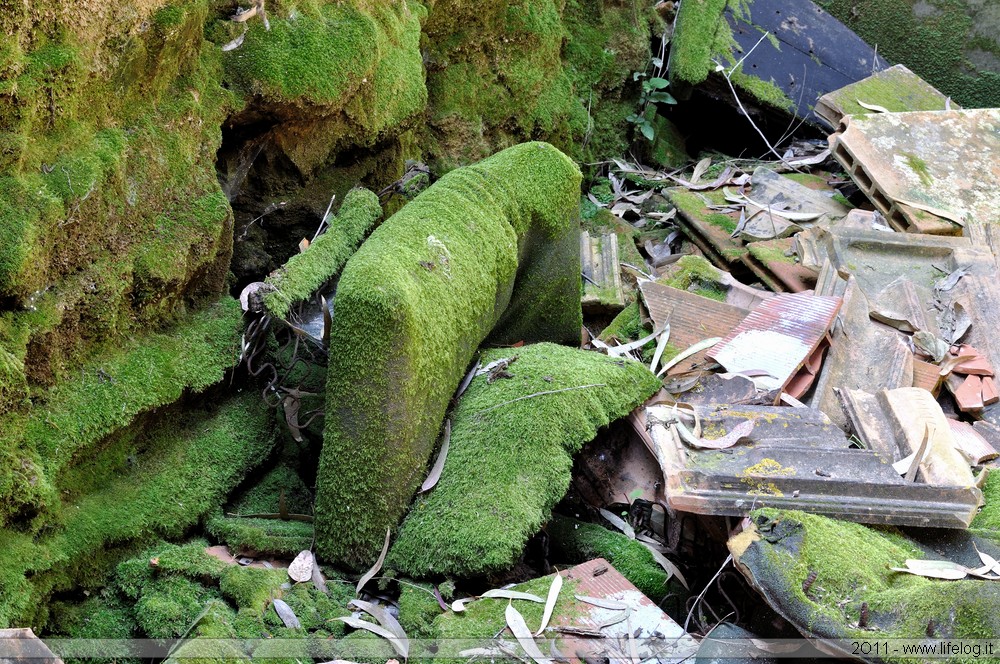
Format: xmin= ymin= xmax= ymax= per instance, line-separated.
xmin=273 ymin=599 xmax=302 ymax=628
xmin=667 ymin=166 xmax=734 ymax=191
xmin=649 ymin=324 xmax=672 ymax=373
xmin=974 ymin=544 xmax=1000 ymax=576
xmin=914 ymin=331 xmax=949 ymax=362
xmin=349 ymin=599 xmax=409 ymax=649
xmin=639 ymin=541 xmax=689 ymax=589
xmin=574 ymin=595 xmax=628 ymax=610
xmin=586 ymin=192 xmax=608 ymax=209
xmin=598 ymin=508 xmax=635 ymax=539
xmin=691 ymin=157 xmax=712 ymax=184
xmin=321 ymin=294 xmax=332 ymax=348
xmin=679 ymin=419 xmax=754 ymax=450
xmin=607 ymin=325 xmax=667 ymax=358
xmin=221 ymin=25 xmax=248 ymax=51
xmin=481 ymin=589 xmax=545 ymax=603
xmin=750 ymin=638 xmax=804 ymax=654
xmin=356 ymin=527 xmax=390 ymax=595
xmin=451 ymin=598 xmax=474 ymax=613
xmin=288 ymin=550 xmax=313 ymax=583
xmin=656 ymin=337 xmax=723 ymax=377
xmin=419 ymin=420 xmax=451 ymax=493
xmin=891 ymin=559 xmax=968 ymax=580
xmin=938 ymin=354 xmax=976 ymax=377
xmin=505 ymin=603 xmax=550 ymax=664
xmin=337 ymin=616 xmax=408 ymax=659
xmin=456 ymin=361 xmax=480 ymax=399
xmin=534 ymin=571 xmax=562 ymax=636
xmin=231 ymin=5 xmax=259 ymax=21
xmin=311 ymin=552 xmax=328 ymax=595
xmin=856 ymin=99 xmax=891 ymax=113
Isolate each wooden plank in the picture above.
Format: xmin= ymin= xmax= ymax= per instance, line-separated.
xmin=815 ymin=64 xmax=955 ymax=128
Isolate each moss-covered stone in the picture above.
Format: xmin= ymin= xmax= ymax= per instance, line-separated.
xmin=661 ymin=255 xmax=728 ymax=302
xmin=316 ymin=142 xmax=583 ymax=569
xmin=262 ymin=188 xmax=383 ymax=319
xmin=732 ymin=509 xmax=1000 ymax=650
xmin=547 ymin=515 xmax=678 ymax=602
xmin=397 ymin=581 xmax=443 ymax=639
xmin=388 ymin=343 xmax=661 ymax=577
xmin=205 ymin=514 xmax=315 ymax=558
xmin=0 ymin=297 xmax=242 ymax=530
xmin=0 ymin=391 xmax=274 ymax=628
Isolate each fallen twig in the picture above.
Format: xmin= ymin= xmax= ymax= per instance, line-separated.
xmin=474 ymin=384 xmax=607 ymax=416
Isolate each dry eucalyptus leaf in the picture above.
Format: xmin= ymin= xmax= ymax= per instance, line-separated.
xmin=534 ymin=571 xmax=562 ymax=636
xmin=419 ymin=420 xmax=451 ymax=493
xmin=598 ymin=508 xmax=635 ymax=539
xmin=574 ymin=595 xmax=628 ymax=610
xmin=480 ymin=589 xmax=545 ymax=603
xmin=288 ymin=550 xmax=313 ymax=583
xmin=356 ymin=527 xmax=390 ymax=594
xmin=273 ymin=599 xmax=302 ymax=629
xmin=890 ymin=559 xmax=968 ymax=580
xmin=505 ymin=603 xmax=549 ymax=664
xmin=337 ymin=616 xmax=408 ymax=659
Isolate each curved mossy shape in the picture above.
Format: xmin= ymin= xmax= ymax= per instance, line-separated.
xmin=388 ymin=343 xmax=661 ymax=578
xmin=731 ymin=509 xmax=1000 ymax=656
xmin=261 ymin=187 xmax=383 ymax=320
xmin=315 ymin=142 xmax=583 ymax=568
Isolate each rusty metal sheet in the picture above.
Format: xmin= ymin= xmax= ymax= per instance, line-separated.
xmin=552 ymin=559 xmax=700 ymax=662
xmin=706 ymin=292 xmax=842 ymax=393
xmin=830 ymin=108 xmax=1000 ymax=234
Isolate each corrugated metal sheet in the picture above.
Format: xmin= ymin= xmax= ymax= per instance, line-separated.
xmin=707 ymin=293 xmax=842 ymax=391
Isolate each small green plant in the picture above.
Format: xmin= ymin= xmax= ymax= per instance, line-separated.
xmin=626 ymin=72 xmax=677 ymax=140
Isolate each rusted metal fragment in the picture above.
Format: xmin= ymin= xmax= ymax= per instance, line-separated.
xmin=815 ymin=64 xmax=955 ymax=128
xmin=0 ymin=629 xmax=63 ymax=664
xmin=807 ymin=276 xmax=912 ymax=428
xmin=581 ymin=231 xmax=625 ymax=314
xmin=647 ymin=399 xmax=982 ymax=528
xmin=830 ymin=108 xmax=1000 ymax=234
xmin=707 ymin=292 xmax=842 ymax=393
xmin=551 ymin=558 xmax=700 ymax=662
xmin=638 ymin=280 xmax=747 ymax=374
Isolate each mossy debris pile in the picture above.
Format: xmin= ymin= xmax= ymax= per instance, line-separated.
xmin=315 ymin=142 xmax=584 ymax=568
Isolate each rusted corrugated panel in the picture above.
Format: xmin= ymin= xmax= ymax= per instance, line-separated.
xmin=830 ymin=108 xmax=1000 ymax=234
xmin=707 ymin=293 xmax=842 ymax=392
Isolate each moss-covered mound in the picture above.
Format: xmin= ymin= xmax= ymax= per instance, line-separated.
xmin=0 ymin=390 xmax=274 ymax=627
xmin=731 ymin=510 xmax=1000 ymax=656
xmin=388 ymin=343 xmax=660 ymax=577
xmin=315 ymin=142 xmax=583 ymax=569
xmin=0 ymin=297 xmax=242 ymax=531
xmin=218 ymin=0 xmax=428 ymax=176
xmin=262 ymin=187 xmax=383 ymax=320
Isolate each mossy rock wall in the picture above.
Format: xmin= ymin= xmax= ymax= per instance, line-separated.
xmin=315 ymin=142 xmax=583 ymax=569
xmin=816 ymin=0 xmax=1000 ymax=108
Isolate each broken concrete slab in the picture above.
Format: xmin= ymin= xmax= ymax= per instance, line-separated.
xmin=0 ymin=629 xmax=64 ymax=664
xmin=315 ymin=143 xmax=583 ymax=568
xmin=387 ymin=343 xmax=659 ymax=578
xmin=814 ymin=64 xmax=956 ymax=128
xmin=830 ymin=108 xmax=1000 ymax=234
xmin=806 ymin=276 xmax=912 ymax=429
xmin=645 ymin=399 xmax=982 ymax=528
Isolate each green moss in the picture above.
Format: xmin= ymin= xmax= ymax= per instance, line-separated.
xmin=669 ymin=0 xmax=741 ymax=86
xmin=817 ymin=0 xmax=1000 ymax=108
xmin=662 ymin=255 xmax=727 ymax=302
xmin=904 ymin=152 xmax=933 ymax=187
xmin=205 ymin=514 xmax=315 ymax=558
xmin=599 ymin=301 xmax=648 ymax=343
xmin=316 ymin=142 xmax=583 ymax=569
xmin=738 ymin=509 xmax=1000 ymax=649
xmin=0 ymin=297 xmax=242 ymax=527
xmin=748 ymin=243 xmax=796 ymax=266
xmin=137 ymin=576 xmax=222 ymax=639
xmin=649 ymin=114 xmax=690 ymax=168
xmin=388 ymin=343 xmax=661 ymax=577
xmin=547 ymin=516 xmax=677 ymax=602
xmin=219 ymin=566 xmax=286 ymax=612
xmin=0 ymin=391 xmax=274 ymax=627
xmin=262 ymin=188 xmax=383 ymax=319
xmin=972 ymin=471 xmax=1000 ymax=532
xmin=398 ymin=582 xmax=443 ymax=639
xmin=229 ymin=465 xmax=314 ymax=517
